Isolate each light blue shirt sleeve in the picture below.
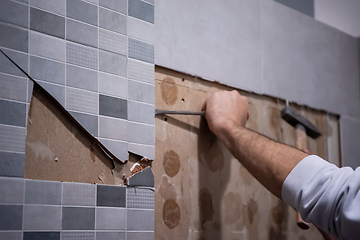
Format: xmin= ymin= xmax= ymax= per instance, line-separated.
xmin=281 ymin=155 xmax=360 ymax=240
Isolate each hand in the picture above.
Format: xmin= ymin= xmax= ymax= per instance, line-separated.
xmin=202 ymin=90 xmax=249 ymax=141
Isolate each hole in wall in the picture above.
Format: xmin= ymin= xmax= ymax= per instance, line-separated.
xmin=164 ymin=117 xmax=168 ymax=122
xmin=181 ymin=98 xmax=185 ymax=102
xmin=182 ymin=78 xmax=185 ymax=82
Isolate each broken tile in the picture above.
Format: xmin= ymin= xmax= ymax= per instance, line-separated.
xmin=99 ymin=28 xmax=127 ymax=55
xmin=30 ymin=8 xmax=65 ymax=39
xmin=99 ymin=94 xmax=127 ymax=119
xmin=98 ymin=138 xmax=128 ymax=161
xmin=61 ymin=232 xmax=95 ymax=240
xmin=0 ymin=232 xmax=22 ymax=240
xmin=99 ymin=50 xmax=127 ymax=77
xmin=25 ymin=179 xmax=61 ymax=205
xmin=96 ymin=207 xmax=126 ymax=230
xmin=30 ymin=56 xmax=65 ymax=85
xmin=128 ymin=0 xmax=154 ymax=24
xmin=62 ymin=182 xmax=96 ymax=206
xmin=66 ymin=87 xmax=99 ymax=115
xmin=30 ymin=0 xmax=66 ymax=15
xmin=127 ymin=187 xmax=154 ymax=209
xmin=99 ymin=7 xmax=127 ymax=35
xmin=29 ymin=31 xmax=66 ymax=62
xmin=128 ymin=143 xmax=155 ymax=159
xmin=96 ymin=232 xmax=125 ymax=240
xmin=127 ymin=209 xmax=154 ymax=231
xmin=66 ymin=42 xmax=98 ymax=70
xmin=97 ymin=185 xmax=126 ymax=207
xmin=0 ymin=23 xmax=28 ymax=53
xmin=69 ymin=111 xmax=98 ymax=137
xmin=99 ymin=72 xmax=128 ymax=99
xmin=99 ymin=116 xmax=127 ymax=141
xmin=0 ymin=48 xmax=28 ymax=77
xmin=128 ymin=122 xmax=155 ymax=145
xmin=100 ymin=0 xmax=127 ymax=14
xmin=0 ymin=177 xmax=24 ymax=204
xmin=66 ymin=65 xmax=98 ymax=92
xmin=23 ymin=232 xmax=60 ymax=240
xmin=128 ymin=59 xmax=154 ymax=84
xmin=66 ymin=0 xmax=98 ymax=26
xmin=23 ymin=205 xmax=61 ymax=230
xmin=128 ymin=80 xmax=154 ymax=104
xmin=0 ymin=124 xmax=26 ymax=153
xmin=0 ymin=205 xmax=23 ymax=230
xmin=127 ymin=167 xmax=154 ymax=187
xmin=0 ymin=74 xmax=27 ymax=102
xmin=127 ymin=232 xmax=154 ymax=240
xmin=0 ymin=99 xmax=27 ymax=127
xmin=37 ymin=81 xmax=65 ymax=106
xmin=0 ymin=0 xmax=28 ymax=28
xmin=66 ymin=19 xmax=98 ymax=48
xmin=62 ymin=207 xmax=95 ymax=230
xmin=128 ymin=16 xmax=155 ymax=44
xmin=128 ymin=101 xmax=154 ymax=125
xmin=129 ymin=38 xmax=154 ymax=64
xmin=0 ymin=151 xmax=25 ymax=177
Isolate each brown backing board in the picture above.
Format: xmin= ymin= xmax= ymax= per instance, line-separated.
xmin=154 ymin=66 xmax=339 ymax=240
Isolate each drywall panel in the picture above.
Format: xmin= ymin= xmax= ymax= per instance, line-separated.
xmin=340 ymin=116 xmax=360 ymax=169
xmin=155 ymin=0 xmax=262 ymax=93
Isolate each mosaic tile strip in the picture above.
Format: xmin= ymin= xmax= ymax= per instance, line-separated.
xmin=66 ymin=42 xmax=98 ymax=70
xmin=128 ymin=59 xmax=154 ymax=84
xmin=99 ymin=28 xmax=127 ymax=56
xmin=62 ymin=182 xmax=96 ymax=206
xmin=66 ymin=87 xmax=99 ymax=115
xmin=128 ymin=38 xmax=154 ymax=64
xmin=127 ymin=188 xmax=154 ymax=209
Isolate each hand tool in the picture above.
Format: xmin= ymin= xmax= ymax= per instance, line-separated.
xmin=281 ymin=106 xmax=322 ymax=230
xmin=155 ymin=109 xmax=206 ymax=116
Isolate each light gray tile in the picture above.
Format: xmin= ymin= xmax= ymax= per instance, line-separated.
xmin=30 ymin=31 xmax=66 ymax=62
xmin=96 ymin=207 xmax=126 ymax=230
xmin=30 ymin=0 xmax=66 ymax=15
xmin=99 ymin=0 xmax=126 ymax=14
xmin=0 ymin=177 xmax=24 ymax=204
xmin=66 ymin=42 xmax=98 ymax=70
xmin=30 ymin=7 xmax=65 ymax=39
xmin=96 ymin=232 xmax=125 ymax=240
xmin=128 ymin=143 xmax=154 ymax=159
xmin=66 ymin=65 xmax=98 ymax=92
xmin=23 ymin=205 xmax=61 ymax=230
xmin=30 ymin=56 xmax=65 ymax=85
xmin=127 ymin=232 xmax=154 ymax=240
xmin=128 ymin=16 xmax=155 ymax=43
xmin=62 ymin=182 xmax=96 ymax=206
xmin=129 ymin=38 xmax=154 ymax=64
xmin=0 ymin=74 xmax=27 ymax=102
xmin=66 ymin=0 xmax=98 ymax=26
xmin=25 ymin=179 xmax=61 ymax=205
xmin=38 ymin=81 xmax=65 ymax=106
xmin=98 ymin=138 xmax=127 ymax=161
xmin=128 ymin=101 xmax=154 ymax=124
xmin=274 ymin=0 xmax=314 ymax=17
xmin=85 ymin=0 xmax=98 ymax=4
xmin=0 ymin=99 xmax=27 ymax=127
xmin=0 ymin=23 xmax=28 ymax=53
xmin=127 ymin=209 xmax=154 ymax=231
xmin=128 ymin=59 xmax=154 ymax=84
xmin=99 ymin=7 xmax=126 ymax=34
xmin=127 ymin=188 xmax=154 ymax=209
xmin=128 ymin=122 xmax=154 ymax=145
xmin=128 ymin=0 xmax=154 ymax=24
xmin=0 ymin=0 xmax=28 ymax=28
xmin=0 ymin=232 xmax=22 ymax=240
xmin=99 ymin=116 xmax=127 ymax=141
xmin=0 ymin=48 xmax=28 ymax=77
xmin=62 ymin=207 xmax=95 ymax=230
xmin=66 ymin=87 xmax=98 ymax=115
xmin=99 ymin=50 xmax=127 ymax=77
xmin=0 ymin=124 xmax=26 ymax=153
xmin=61 ymin=232 xmax=95 ymax=240
xmin=143 ymin=0 xmax=154 ymax=4
xmin=0 ymin=151 xmax=25 ymax=177
xmin=340 ymin=117 xmax=360 ymax=169
xmin=69 ymin=111 xmax=98 ymax=137
xmin=66 ymin=19 xmax=98 ymax=48
xmin=99 ymin=94 xmax=127 ymax=119
xmin=0 ymin=205 xmax=23 ymax=230
xmin=99 ymin=72 xmax=127 ymax=99
xmin=99 ymin=29 xmax=127 ymax=55
xmin=128 ymin=80 xmax=154 ymax=104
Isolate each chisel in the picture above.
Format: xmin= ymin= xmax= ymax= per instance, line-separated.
xmin=155 ymin=109 xmax=205 ymax=116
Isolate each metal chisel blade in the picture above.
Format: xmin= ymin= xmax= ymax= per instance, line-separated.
xmin=155 ymin=109 xmax=205 ymax=116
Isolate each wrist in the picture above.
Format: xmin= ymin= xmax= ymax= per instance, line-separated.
xmin=216 ymin=119 xmax=244 ymax=149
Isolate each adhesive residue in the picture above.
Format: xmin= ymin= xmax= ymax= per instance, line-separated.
xmin=199 ymin=188 xmax=214 ymax=226
xmin=26 ymin=141 xmax=56 ymax=161
xmin=160 ymin=76 xmax=178 ymax=106
xmin=163 ymin=199 xmax=181 ymax=229
xmin=223 ymin=192 xmax=242 ymax=225
xmin=158 ymin=176 xmax=176 ymax=200
xmin=163 ymin=150 xmax=181 ymax=177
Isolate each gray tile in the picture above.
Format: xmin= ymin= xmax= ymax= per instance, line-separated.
xmin=128 ymin=16 xmax=155 ymax=44
xmin=0 ymin=99 xmax=27 ymax=127
xmin=62 ymin=207 xmax=95 ymax=230
xmin=128 ymin=0 xmax=154 ymax=24
xmin=96 ymin=185 xmax=126 ymax=207
xmin=0 ymin=48 xmax=28 ymax=77
xmin=127 ymin=232 xmax=154 ymax=240
xmin=99 ymin=94 xmax=127 ymax=119
xmin=0 ymin=151 xmax=25 ymax=177
xmin=96 ymin=232 xmax=125 ymax=240
xmin=66 ymin=19 xmax=98 ymax=48
xmin=99 ymin=50 xmax=127 ymax=77
xmin=99 ymin=116 xmax=127 ymax=141
xmin=0 ymin=205 xmax=23 ymax=230
xmin=98 ymin=138 xmax=128 ymax=161
xmin=29 ymin=31 xmax=66 ymax=62
xmin=0 ymin=124 xmax=26 ymax=153
xmin=128 ymin=143 xmax=154 ymax=159
xmin=66 ymin=65 xmax=98 ymax=92
xmin=0 ymin=74 xmax=27 ymax=102
xmin=38 ymin=81 xmax=65 ymax=106
xmin=127 ymin=187 xmax=154 ymax=209
xmin=100 ymin=0 xmax=126 ymax=14
xmin=30 ymin=7 xmax=65 ymax=39
xmin=0 ymin=23 xmax=28 ymax=53
xmin=67 ymin=0 xmax=98 ymax=26
xmin=62 ymin=182 xmax=96 ymax=206
xmin=69 ymin=111 xmax=98 ymax=137
xmin=85 ymin=0 xmax=98 ymax=4
xmin=25 ymin=179 xmax=61 ymax=205
xmin=66 ymin=87 xmax=98 ymax=115
xmin=128 ymin=122 xmax=154 ymax=145
xmin=128 ymin=101 xmax=154 ymax=124
xmin=0 ymin=0 xmax=28 ymax=28
xmin=61 ymin=232 xmax=94 ymax=240
xmin=14 ymin=0 xmax=28 ymax=3
xmin=24 ymin=232 xmax=60 ymax=240
xmin=27 ymin=79 xmax=34 ymax=104
xmin=99 ymin=7 xmax=127 ymax=35
xmin=127 ymin=167 xmax=154 ymax=187
xmin=275 ymin=0 xmax=314 ymax=17
xmin=0 ymin=232 xmax=22 ymax=240
xmin=30 ymin=56 xmax=65 ymax=85
xmin=0 ymin=177 xmax=24 ymax=204
xmin=142 ymin=0 xmax=154 ymax=4
xmin=129 ymin=38 xmax=154 ymax=64
xmin=99 ymin=72 xmax=127 ymax=99
xmin=99 ymin=29 xmax=127 ymax=55
xmin=128 ymin=80 xmax=154 ymax=104
xmin=24 ymin=205 xmax=61 ymax=230
xmin=96 ymin=207 xmax=126 ymax=230
xmin=340 ymin=117 xmax=360 ymax=169
xmin=127 ymin=209 xmax=154 ymax=231
xmin=30 ymin=0 xmax=66 ymax=15
xmin=66 ymin=42 xmax=98 ymax=70
xmin=128 ymin=59 xmax=154 ymax=84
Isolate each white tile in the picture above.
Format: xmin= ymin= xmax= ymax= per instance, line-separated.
xmin=99 ymin=72 xmax=128 ymax=99
xmin=128 ymin=16 xmax=155 ymax=44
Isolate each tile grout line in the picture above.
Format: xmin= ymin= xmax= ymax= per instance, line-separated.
xmin=98 ymin=0 xmax=100 ymax=140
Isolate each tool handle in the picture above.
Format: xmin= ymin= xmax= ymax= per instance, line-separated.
xmin=155 ymin=109 xmax=205 ymax=116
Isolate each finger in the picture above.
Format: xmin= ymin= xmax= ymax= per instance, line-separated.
xmin=247 ymin=112 xmax=250 ymax=120
xmin=202 ymin=98 xmax=208 ymax=112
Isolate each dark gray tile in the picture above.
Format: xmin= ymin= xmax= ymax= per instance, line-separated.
xmin=0 ymin=23 xmax=28 ymax=53
xmin=66 ymin=87 xmax=98 ymax=115
xmin=97 ymin=185 xmax=126 ymax=207
xmin=127 ymin=167 xmax=154 ymax=187
xmin=67 ymin=0 xmax=98 ymax=26
xmin=37 ymin=81 xmax=65 ymax=106
xmin=0 ymin=48 xmax=28 ymax=77
xmin=128 ymin=122 xmax=154 ymax=145
xmin=99 ymin=116 xmax=127 ymax=141
xmin=96 ymin=207 xmax=126 ymax=230
xmin=99 ymin=72 xmax=127 ymax=99
xmin=0 ymin=177 xmax=24 ymax=204
xmin=99 ymin=94 xmax=127 ymax=119
xmin=30 ymin=56 xmax=65 ymax=85
xmin=127 ymin=187 xmax=154 ymax=209
xmin=128 ymin=80 xmax=154 ymax=104
xmin=127 ymin=209 xmax=154 ymax=231
xmin=127 ymin=232 xmax=154 ymax=240
xmin=128 ymin=38 xmax=154 ymax=64
xmin=99 ymin=7 xmax=126 ymax=34
xmin=66 ymin=42 xmax=98 ymax=70
xmin=69 ymin=111 xmax=98 ymax=137
xmin=128 ymin=101 xmax=154 ymax=124
xmin=62 ymin=207 xmax=95 ymax=230
xmin=23 ymin=205 xmax=61 ymax=230
xmin=0 ymin=99 xmax=26 ymax=127
xmin=99 ymin=50 xmax=127 ymax=77
xmin=29 ymin=31 xmax=66 ymax=62
xmin=100 ymin=0 xmax=127 ymax=14
xmin=62 ymin=182 xmax=96 ymax=206
xmin=25 ymin=179 xmax=61 ymax=205
xmin=66 ymin=65 xmax=98 ymax=92
xmin=61 ymin=232 xmax=95 ymax=240
xmin=96 ymin=232 xmax=125 ymax=240
xmin=0 ymin=0 xmax=28 ymax=28
xmin=0 ymin=232 xmax=22 ymax=240
xmin=30 ymin=0 xmax=66 ymax=16
xmin=0 ymin=151 xmax=25 ymax=177
xmin=0 ymin=205 xmax=23 ymax=230
xmin=275 ymin=0 xmax=314 ymax=17
xmin=98 ymin=138 xmax=128 ymax=162
xmin=0 ymin=74 xmax=27 ymax=102
xmin=24 ymin=232 xmax=60 ymax=240
xmin=66 ymin=19 xmax=98 ymax=48
xmin=30 ymin=7 xmax=65 ymax=39
xmin=0 ymin=124 xmax=26 ymax=153
xmin=128 ymin=0 xmax=154 ymax=24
